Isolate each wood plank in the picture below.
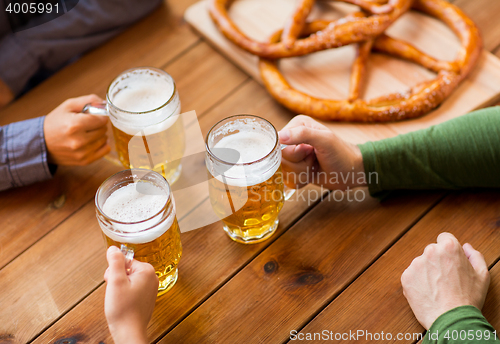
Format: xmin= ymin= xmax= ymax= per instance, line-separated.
xmin=184 ymin=0 xmax=500 ymax=144
xmin=0 ymin=202 xmax=107 ymax=344
xmin=453 ymin=0 xmax=500 ymax=52
xmin=29 ymin=79 xmax=324 ymax=343
xmin=0 ymin=42 xmax=247 ymax=269
xmin=0 ymin=0 xmax=200 ymax=125
xmin=295 ymin=191 xmax=500 ymax=343
xmin=157 ymin=190 xmax=443 ymax=344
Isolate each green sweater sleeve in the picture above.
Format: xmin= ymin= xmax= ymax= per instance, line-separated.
xmin=424 ymin=305 xmax=499 ymax=343
xmin=358 ymin=107 xmax=500 ymax=197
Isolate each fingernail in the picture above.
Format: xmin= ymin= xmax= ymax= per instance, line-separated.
xmin=279 ymin=129 xmax=290 ymax=142
xmin=108 ymin=245 xmax=120 ymax=253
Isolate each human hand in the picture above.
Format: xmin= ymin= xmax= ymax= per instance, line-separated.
xmin=44 ymin=94 xmax=110 ymax=166
xmin=104 ymin=246 xmax=159 ymax=344
xmin=401 ymin=232 xmax=490 ymax=330
xmin=278 ymin=115 xmax=365 ymax=190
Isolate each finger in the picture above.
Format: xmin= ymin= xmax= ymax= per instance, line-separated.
xmin=91 ymin=141 xmax=112 ymax=161
xmin=63 ymin=94 xmax=103 ymax=112
xmin=281 ymin=114 xmax=328 ymax=131
xmin=279 ymin=125 xmax=332 ymax=149
xmin=282 ymin=144 xmax=314 ymax=163
xmin=84 ymin=126 xmax=108 ymax=142
xmin=423 ymin=243 xmax=437 ymax=256
xmin=128 ymin=261 xmax=159 ymax=289
xmin=436 ymin=232 xmax=459 ymax=244
xmin=436 ymin=232 xmax=461 ymax=253
xmin=129 ymin=260 xmax=155 ymax=276
xmin=74 ymin=113 xmax=109 ymax=132
xmin=79 ymin=139 xmax=110 ymax=165
xmin=106 ymin=246 xmax=128 ymax=284
xmin=463 ymin=243 xmax=489 ymax=275
xmin=104 ymin=267 xmax=110 ymax=282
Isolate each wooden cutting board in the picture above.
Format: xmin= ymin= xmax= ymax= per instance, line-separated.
xmin=184 ymin=0 xmax=500 ymax=143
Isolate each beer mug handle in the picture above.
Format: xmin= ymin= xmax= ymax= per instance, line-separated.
xmin=280 ymin=144 xmax=296 ymax=201
xmin=82 ymin=101 xmax=108 ymax=116
xmin=120 ymin=244 xmax=134 ymax=274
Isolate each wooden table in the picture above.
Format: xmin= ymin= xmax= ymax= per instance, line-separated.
xmin=1 ymin=1 xmax=499 ymax=343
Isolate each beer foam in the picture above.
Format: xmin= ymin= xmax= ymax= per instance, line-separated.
xmin=210 ymin=130 xmax=279 ymax=187
xmin=214 ymin=131 xmax=274 ymax=164
xmin=110 ymin=101 xmax=181 ymax=136
xmin=113 ymin=79 xmax=173 ymax=113
xmin=108 ymin=68 xmax=181 ymax=136
xmin=100 ymin=183 xmax=175 ymax=244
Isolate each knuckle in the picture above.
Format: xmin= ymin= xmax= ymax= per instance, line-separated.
xmin=66 ymin=121 xmax=80 ymax=135
xmin=294 ymin=126 xmax=308 ymax=139
xmin=423 ymin=243 xmax=436 ymax=256
xmin=75 ymin=149 xmax=87 ymax=161
xmin=62 ymin=98 xmax=74 ymax=107
xmin=295 ymin=114 xmax=310 ymax=122
xmin=69 ymin=139 xmax=82 ymax=151
xmin=441 ymin=238 xmax=459 ymax=253
xmin=145 ymin=263 xmax=156 ymax=275
xmin=400 ymin=270 xmax=408 ymax=285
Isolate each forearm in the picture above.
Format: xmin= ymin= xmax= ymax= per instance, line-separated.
xmin=358 ymin=107 xmax=500 ymax=196
xmin=424 ymin=306 xmax=499 ymax=344
xmin=0 ymin=0 xmax=162 ymax=95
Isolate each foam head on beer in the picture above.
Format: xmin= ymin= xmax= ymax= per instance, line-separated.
xmin=112 ymin=78 xmax=173 ymax=113
xmin=108 ymin=68 xmax=181 ymax=136
xmin=101 ymin=182 xmax=174 ymax=244
xmin=209 ymin=119 xmax=279 ymax=187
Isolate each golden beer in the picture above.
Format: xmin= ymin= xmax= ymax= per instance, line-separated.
xmin=111 ymin=113 xmax=185 ymax=183
xmin=208 ymin=166 xmax=284 ymax=242
xmin=107 ymin=67 xmax=185 ymax=184
xmin=96 ymin=169 xmax=182 ymax=295
xmin=206 ymin=115 xmax=287 ymax=244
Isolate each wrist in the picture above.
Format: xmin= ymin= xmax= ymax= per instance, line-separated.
xmin=108 ymin=322 xmax=148 ymax=344
xmin=352 ymin=144 xmax=367 ymax=187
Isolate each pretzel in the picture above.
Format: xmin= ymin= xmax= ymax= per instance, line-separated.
xmin=258 ymin=0 xmax=482 ymax=121
xmin=208 ymin=0 xmax=412 ymax=59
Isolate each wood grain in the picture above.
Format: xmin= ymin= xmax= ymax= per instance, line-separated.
xmin=0 ymin=202 xmax=107 ymax=344
xmin=0 ymin=42 xmax=247 ymax=273
xmin=157 ymin=191 xmax=443 ymax=344
xmin=31 ymin=77 xmax=325 ymax=344
xmin=453 ymin=0 xmax=500 ymax=52
xmin=295 ymin=191 xmax=500 ymax=343
xmin=185 ymin=0 xmax=500 ymax=144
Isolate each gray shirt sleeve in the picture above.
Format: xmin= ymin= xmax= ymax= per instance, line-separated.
xmin=0 ymin=116 xmax=54 ymax=191
xmin=0 ymin=0 xmax=162 ymax=95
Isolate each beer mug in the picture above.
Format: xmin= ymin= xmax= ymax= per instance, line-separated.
xmin=84 ymin=67 xmax=185 ymax=185
xmin=205 ymin=115 xmax=294 ymax=244
xmin=95 ymin=169 xmax=182 ymax=295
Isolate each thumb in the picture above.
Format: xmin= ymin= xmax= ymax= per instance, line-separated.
xmin=279 ymin=125 xmax=332 ymax=150
xmin=463 ymin=243 xmax=488 ymax=275
xmin=105 ymin=246 xmax=128 ymax=283
xmin=64 ymin=94 xmax=103 ymax=112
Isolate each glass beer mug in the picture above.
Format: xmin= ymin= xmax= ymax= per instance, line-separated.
xmin=205 ymin=114 xmax=294 ymax=244
xmin=84 ymin=67 xmax=185 ymax=185
xmin=95 ymin=169 xmax=182 ymax=295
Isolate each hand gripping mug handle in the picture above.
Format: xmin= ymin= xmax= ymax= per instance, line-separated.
xmin=120 ymin=244 xmax=134 ymax=274
xmin=281 ymin=144 xmax=296 ymax=201
xmin=82 ymin=101 xmax=108 ymax=116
